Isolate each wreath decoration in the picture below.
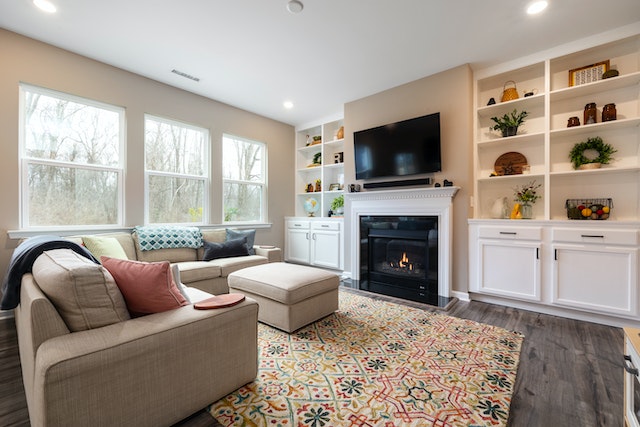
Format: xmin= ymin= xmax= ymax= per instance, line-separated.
xmin=569 ymin=136 xmax=616 ymax=169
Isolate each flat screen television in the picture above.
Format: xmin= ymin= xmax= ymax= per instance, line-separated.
xmin=354 ymin=112 xmax=441 ymax=180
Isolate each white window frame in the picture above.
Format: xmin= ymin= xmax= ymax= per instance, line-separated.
xmin=19 ymin=84 xmax=125 ymax=230
xmin=222 ymin=134 xmax=267 ymax=224
xmin=144 ymin=114 xmax=210 ymax=225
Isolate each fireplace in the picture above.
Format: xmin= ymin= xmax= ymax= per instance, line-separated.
xmin=359 ymin=216 xmax=440 ymax=305
xmin=344 ymin=187 xmax=458 ymax=308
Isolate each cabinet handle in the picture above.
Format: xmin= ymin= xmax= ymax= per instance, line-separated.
xmin=306 ymin=233 xmax=310 ymax=240
xmin=499 ymin=232 xmax=517 ymax=235
xmin=536 ymin=248 xmax=539 ymax=260
xmin=321 ymin=224 xmax=329 ymax=228
xmin=554 ymin=249 xmax=557 ymax=261
xmin=624 ymin=355 xmax=639 ymax=376
xmin=581 ymin=234 xmax=604 ymax=238
xmin=312 ymin=233 xmax=317 ymax=240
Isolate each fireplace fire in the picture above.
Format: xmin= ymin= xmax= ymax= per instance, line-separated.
xmin=380 ymin=252 xmax=423 ymax=276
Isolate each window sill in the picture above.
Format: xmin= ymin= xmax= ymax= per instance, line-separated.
xmin=7 ymin=223 xmax=273 ymax=240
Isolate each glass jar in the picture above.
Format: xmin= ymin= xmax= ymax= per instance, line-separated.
xmin=567 ymin=116 xmax=580 ymax=127
xmin=602 ymin=103 xmax=617 ymax=122
xmin=584 ymin=102 xmax=597 ymax=125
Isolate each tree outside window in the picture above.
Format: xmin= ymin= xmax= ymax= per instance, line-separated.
xmin=145 ymin=116 xmax=208 ymax=224
xmin=20 ymin=85 xmax=124 ymax=227
xmin=222 ymin=135 xmax=266 ymax=223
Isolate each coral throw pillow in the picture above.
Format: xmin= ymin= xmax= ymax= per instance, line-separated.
xmin=101 ymin=256 xmax=188 ymax=316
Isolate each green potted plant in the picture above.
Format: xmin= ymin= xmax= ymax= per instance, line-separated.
xmin=330 ymin=194 xmax=344 ymax=215
xmin=569 ymin=136 xmax=616 ymax=170
xmin=490 ymin=109 xmax=529 ymax=137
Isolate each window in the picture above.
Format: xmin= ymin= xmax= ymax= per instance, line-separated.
xmin=145 ymin=116 xmax=208 ymax=224
xmin=222 ymin=135 xmax=266 ymax=222
xmin=20 ymin=85 xmax=124 ymax=228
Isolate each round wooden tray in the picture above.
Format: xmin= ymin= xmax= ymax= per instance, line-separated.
xmin=494 ymin=152 xmax=528 ymax=176
xmin=194 ymin=293 xmax=245 ymax=310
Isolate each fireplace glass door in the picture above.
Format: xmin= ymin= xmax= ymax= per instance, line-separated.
xmin=359 ymin=216 xmax=438 ymax=304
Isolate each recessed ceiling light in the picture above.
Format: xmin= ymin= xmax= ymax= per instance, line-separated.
xmin=283 ymin=101 xmax=294 ymax=109
xmin=527 ymin=1 xmax=548 ymax=15
xmin=33 ymin=0 xmax=57 ymax=13
xmin=286 ymin=0 xmax=304 ymax=14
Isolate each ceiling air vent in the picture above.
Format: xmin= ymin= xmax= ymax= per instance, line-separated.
xmin=171 ymin=69 xmax=200 ymax=82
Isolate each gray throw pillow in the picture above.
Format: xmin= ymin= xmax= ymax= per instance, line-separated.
xmin=226 ymin=228 xmax=256 ymax=255
xmin=202 ymin=237 xmax=249 ymax=261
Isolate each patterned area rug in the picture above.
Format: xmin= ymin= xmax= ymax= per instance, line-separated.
xmin=210 ymin=291 xmax=524 ymax=426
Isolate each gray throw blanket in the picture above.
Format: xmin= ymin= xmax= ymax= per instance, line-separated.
xmin=0 ymin=235 xmax=99 ymax=310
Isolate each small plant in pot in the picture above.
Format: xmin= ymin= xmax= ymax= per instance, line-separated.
xmin=490 ymin=109 xmax=528 ymax=137
xmin=331 ymin=194 xmax=344 ymax=215
xmin=569 ymin=136 xmax=616 ymax=170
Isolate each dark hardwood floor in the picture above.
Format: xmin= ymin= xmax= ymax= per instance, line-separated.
xmin=0 ymin=287 xmax=624 ymax=427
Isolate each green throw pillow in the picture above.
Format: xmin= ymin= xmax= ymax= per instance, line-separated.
xmin=83 ymin=236 xmax=129 ymax=261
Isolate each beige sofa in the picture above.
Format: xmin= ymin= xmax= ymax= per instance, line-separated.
xmin=67 ymin=229 xmax=282 ymax=295
xmin=12 ymin=228 xmax=281 ymax=426
xmin=16 ymin=268 xmax=259 ymax=427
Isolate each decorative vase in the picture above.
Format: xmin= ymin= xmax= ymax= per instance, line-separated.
xmin=602 ymin=103 xmax=617 ymax=122
xmin=567 ymin=116 xmax=580 ymax=127
xmin=337 ymin=126 xmax=344 ymax=139
xmin=491 ymin=197 xmax=509 ymax=219
xmin=584 ymin=102 xmax=597 ymax=125
xmin=502 ymin=126 xmax=518 ymax=137
xmin=520 ymin=203 xmax=533 ymax=219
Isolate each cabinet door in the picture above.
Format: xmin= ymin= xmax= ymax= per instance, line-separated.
xmin=310 ymin=230 xmax=341 ymax=270
xmin=475 ymin=239 xmax=541 ymax=301
xmin=552 ymin=244 xmax=638 ymax=317
xmin=286 ymin=228 xmax=310 ymax=264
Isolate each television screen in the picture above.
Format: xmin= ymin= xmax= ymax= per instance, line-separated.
xmin=354 ymin=112 xmax=441 ymax=180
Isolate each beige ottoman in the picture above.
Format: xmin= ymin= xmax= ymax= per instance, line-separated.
xmin=228 ymin=262 xmax=340 ymax=333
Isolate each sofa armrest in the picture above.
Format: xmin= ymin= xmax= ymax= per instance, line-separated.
xmin=254 ymin=245 xmax=282 ymax=262
xmin=32 ymin=299 xmax=258 ymax=427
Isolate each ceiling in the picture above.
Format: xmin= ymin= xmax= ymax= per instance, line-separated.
xmin=1 ymin=1 xmax=639 ymax=127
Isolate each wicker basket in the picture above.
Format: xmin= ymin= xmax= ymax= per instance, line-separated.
xmin=565 ymin=198 xmax=613 ymax=220
xmin=501 ymin=80 xmax=519 ymax=102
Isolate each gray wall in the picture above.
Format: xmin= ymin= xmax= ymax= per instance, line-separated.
xmin=343 ymin=64 xmax=474 ymax=293
xmin=0 ymin=29 xmax=294 ymax=282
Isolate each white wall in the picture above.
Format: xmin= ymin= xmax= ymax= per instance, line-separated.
xmin=343 ymin=64 xmax=474 ymax=294
xmin=0 ymin=29 xmax=295 ymax=284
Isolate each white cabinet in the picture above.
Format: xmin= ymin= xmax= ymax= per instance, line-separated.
xmin=472 ymin=225 xmax=542 ymax=301
xmin=551 ymin=227 xmax=638 ymax=317
xmin=469 ymin=220 xmax=640 ymax=324
xmin=295 ymin=117 xmax=345 ymax=218
xmin=285 ymin=218 xmax=343 ymax=270
xmin=286 ymin=220 xmax=311 ymax=264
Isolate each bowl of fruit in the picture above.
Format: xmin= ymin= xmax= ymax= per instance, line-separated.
xmin=565 ymin=198 xmax=612 ymax=220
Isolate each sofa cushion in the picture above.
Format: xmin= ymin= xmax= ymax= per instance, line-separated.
xmin=82 ymin=235 xmax=129 ymax=260
xmin=101 ymin=257 xmax=188 ymax=316
xmin=226 ymin=229 xmax=256 ymax=255
xmin=32 ymin=249 xmax=130 ymax=331
xmin=132 ymin=232 xmax=198 ymax=263
xmin=209 ymin=255 xmax=268 ymax=277
xmin=173 ymin=261 xmax=222 ymax=284
xmin=202 ymin=237 xmax=249 ymax=261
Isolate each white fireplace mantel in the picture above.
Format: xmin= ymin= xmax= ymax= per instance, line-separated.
xmin=344 ymin=187 xmax=459 ymax=297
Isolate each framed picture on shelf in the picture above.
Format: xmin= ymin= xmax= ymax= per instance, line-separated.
xmin=568 ymin=60 xmax=609 ymax=87
xmin=328 ymin=183 xmax=340 ymax=191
